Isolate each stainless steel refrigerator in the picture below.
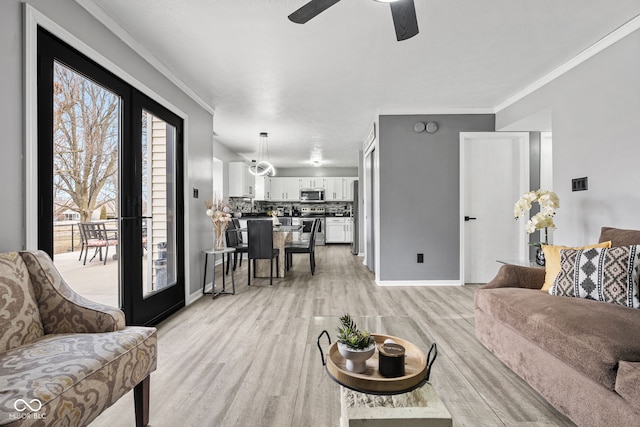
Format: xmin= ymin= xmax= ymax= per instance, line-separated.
xmin=351 ymin=180 xmax=359 ymax=255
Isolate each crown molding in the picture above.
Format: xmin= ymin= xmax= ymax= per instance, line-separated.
xmin=75 ymin=0 xmax=215 ymax=116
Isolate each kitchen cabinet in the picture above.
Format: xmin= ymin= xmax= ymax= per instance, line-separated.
xmin=324 ymin=178 xmax=344 ymax=201
xmin=269 ymin=177 xmax=299 ymax=201
xmin=229 ymin=162 xmax=255 ymax=198
xmin=255 ymin=176 xmax=271 ymax=200
xmin=325 ymin=217 xmax=353 ymax=243
xmin=299 ymin=177 xmax=324 ymax=189
xmin=343 ymin=177 xmax=356 ymax=201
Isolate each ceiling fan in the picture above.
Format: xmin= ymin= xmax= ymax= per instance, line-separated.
xmin=288 ymin=0 xmax=419 ymax=41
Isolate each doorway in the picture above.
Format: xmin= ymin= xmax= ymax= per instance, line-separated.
xmin=460 ymin=132 xmax=529 ymax=284
xmin=37 ymin=28 xmax=185 ymax=325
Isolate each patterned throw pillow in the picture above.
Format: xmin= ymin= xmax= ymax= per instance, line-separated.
xmin=550 ymin=245 xmax=640 ymax=308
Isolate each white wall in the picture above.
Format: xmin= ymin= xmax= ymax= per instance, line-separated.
xmin=497 ymin=27 xmax=640 ymax=245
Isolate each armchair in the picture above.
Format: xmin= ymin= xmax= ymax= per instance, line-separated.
xmin=0 ymin=250 xmax=157 ymax=426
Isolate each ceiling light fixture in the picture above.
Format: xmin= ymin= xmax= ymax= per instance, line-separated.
xmin=248 ymin=132 xmax=276 ymax=177
xmin=374 ymin=0 xmax=401 ymax=3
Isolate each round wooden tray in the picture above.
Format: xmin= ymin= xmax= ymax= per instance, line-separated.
xmin=325 ymin=333 xmax=429 ymax=394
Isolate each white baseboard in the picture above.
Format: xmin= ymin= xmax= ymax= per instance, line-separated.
xmin=376 ymin=280 xmax=461 ymax=287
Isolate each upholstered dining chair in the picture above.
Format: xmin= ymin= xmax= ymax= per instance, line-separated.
xmin=247 ymin=220 xmax=279 ymax=286
xmin=285 ymin=218 xmax=319 ymax=275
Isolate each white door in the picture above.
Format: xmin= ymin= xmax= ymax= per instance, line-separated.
xmin=460 ymin=132 xmax=529 ymax=284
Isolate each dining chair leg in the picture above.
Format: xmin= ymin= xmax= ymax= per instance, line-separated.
xmin=270 ymin=258 xmax=273 ymax=286
xmin=104 ymin=246 xmax=109 ymax=265
xmin=247 ymin=259 xmax=251 ymax=286
xmin=226 ymin=253 xmax=231 ymax=275
xmin=253 ymin=259 xmax=256 ymax=278
xmin=276 ymin=255 xmax=280 ymax=278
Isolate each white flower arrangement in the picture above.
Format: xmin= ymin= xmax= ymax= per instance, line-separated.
xmin=514 ymin=190 xmax=560 ymax=241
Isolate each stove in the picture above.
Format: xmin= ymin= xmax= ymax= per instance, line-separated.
xmin=299 ymin=207 xmax=325 ymax=245
xmin=300 ymin=206 xmax=325 ymax=217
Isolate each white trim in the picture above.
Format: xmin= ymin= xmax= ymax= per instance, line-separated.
xmin=24 ymin=4 xmax=38 ymax=250
xmin=496 ymin=14 xmax=640 ymax=113
xmin=459 ymin=132 xmax=529 ymax=285
xmin=377 ymin=280 xmax=461 ymax=287
xmin=377 ymin=107 xmax=495 ymax=115
xmin=75 ymin=0 xmax=215 ymax=116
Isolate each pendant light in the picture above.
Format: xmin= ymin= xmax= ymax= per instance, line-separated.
xmin=248 ymin=132 xmax=276 ymax=176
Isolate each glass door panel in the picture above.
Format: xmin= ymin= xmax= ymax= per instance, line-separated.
xmin=51 ymin=60 xmax=120 ymax=308
xmin=141 ymin=110 xmax=177 ymax=296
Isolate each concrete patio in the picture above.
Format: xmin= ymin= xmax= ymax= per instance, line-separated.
xmin=53 ymin=250 xmax=120 ymax=308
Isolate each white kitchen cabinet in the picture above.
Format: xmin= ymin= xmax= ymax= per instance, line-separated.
xmin=325 ymin=217 xmax=352 ymax=243
xmin=229 ymin=162 xmax=255 ymax=198
xmin=255 ymin=176 xmax=271 ymax=200
xmin=324 ymin=178 xmax=344 ymax=201
xmin=299 ymin=177 xmax=324 ymax=189
xmin=269 ymin=177 xmax=299 ymax=201
xmin=343 ymin=177 xmax=356 ymax=201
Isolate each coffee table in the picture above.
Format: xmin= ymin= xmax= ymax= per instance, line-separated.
xmin=313 ymin=316 xmax=452 ymax=426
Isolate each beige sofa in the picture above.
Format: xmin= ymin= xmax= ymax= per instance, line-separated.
xmin=475 ymin=227 xmax=640 ymax=427
xmin=0 ymin=250 xmax=157 ymax=426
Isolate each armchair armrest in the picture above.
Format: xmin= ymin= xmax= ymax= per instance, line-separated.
xmin=20 ymin=250 xmax=126 ymax=334
xmin=480 ymin=264 xmax=545 ymax=290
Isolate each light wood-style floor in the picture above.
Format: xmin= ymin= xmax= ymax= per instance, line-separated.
xmin=90 ymin=245 xmax=574 ymax=427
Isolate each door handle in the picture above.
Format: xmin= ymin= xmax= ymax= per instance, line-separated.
xmin=464 ymin=216 xmax=477 ymax=221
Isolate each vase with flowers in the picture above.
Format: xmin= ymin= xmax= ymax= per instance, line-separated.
xmin=205 ymin=195 xmax=233 ymax=250
xmin=514 ymin=189 xmax=560 ymax=266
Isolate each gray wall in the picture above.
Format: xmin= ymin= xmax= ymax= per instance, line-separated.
xmin=378 ymin=114 xmax=495 ymax=281
xmin=497 ymin=27 xmax=640 ymax=245
xmin=274 ymin=167 xmax=358 ymax=177
xmin=0 ymin=0 xmax=243 ymax=298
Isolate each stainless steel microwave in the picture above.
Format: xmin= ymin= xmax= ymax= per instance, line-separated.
xmin=300 ymin=189 xmax=325 ymax=202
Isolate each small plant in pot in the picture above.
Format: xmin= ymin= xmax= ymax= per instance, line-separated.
xmin=337 ymin=314 xmax=376 ymax=373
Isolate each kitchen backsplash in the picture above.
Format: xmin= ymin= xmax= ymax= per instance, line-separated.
xmin=229 ymin=198 xmax=352 ymax=216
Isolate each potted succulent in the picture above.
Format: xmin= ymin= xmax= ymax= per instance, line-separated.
xmin=337 ymin=314 xmax=376 ymax=373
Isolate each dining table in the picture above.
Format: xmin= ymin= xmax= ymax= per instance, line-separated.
xmin=236 ymin=224 xmax=302 ymax=278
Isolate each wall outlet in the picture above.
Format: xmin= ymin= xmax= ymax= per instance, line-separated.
xmin=417 ymin=253 xmax=424 ymax=263
xmin=193 ymin=187 xmax=199 ymax=198
xmin=572 ymin=177 xmax=588 ymax=191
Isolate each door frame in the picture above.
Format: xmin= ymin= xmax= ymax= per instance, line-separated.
xmin=27 ymin=10 xmax=190 ymax=324
xmin=459 ymin=132 xmax=530 ymax=284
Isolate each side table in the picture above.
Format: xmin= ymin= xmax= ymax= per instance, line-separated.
xmin=202 ymin=248 xmax=236 ymax=299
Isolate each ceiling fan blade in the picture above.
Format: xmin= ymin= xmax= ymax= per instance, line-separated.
xmin=288 ymin=0 xmax=342 ymax=24
xmin=390 ymin=0 xmax=419 ymax=41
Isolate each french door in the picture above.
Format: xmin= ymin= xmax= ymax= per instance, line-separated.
xmin=37 ymin=28 xmax=185 ymax=325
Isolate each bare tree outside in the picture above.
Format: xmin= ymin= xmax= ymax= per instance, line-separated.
xmin=53 ymin=62 xmax=119 ymax=222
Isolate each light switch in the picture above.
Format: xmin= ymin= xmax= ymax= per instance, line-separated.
xmin=572 ymin=177 xmax=588 ymax=192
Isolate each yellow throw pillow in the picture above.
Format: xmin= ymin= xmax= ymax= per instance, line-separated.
xmin=540 ymin=241 xmax=612 ymax=291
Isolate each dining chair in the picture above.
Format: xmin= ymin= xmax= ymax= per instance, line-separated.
xmin=225 ymin=219 xmax=248 ymax=275
xmin=78 ymin=222 xmax=118 ymax=265
xmin=285 ymin=218 xmax=319 ymax=275
xmin=278 ymin=217 xmax=292 ymax=226
xmin=247 ymin=220 xmax=279 ymax=286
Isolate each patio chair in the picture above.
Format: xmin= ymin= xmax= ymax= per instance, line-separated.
xmin=79 ymin=222 xmax=118 ymax=265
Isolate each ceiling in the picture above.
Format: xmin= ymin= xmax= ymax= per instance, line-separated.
xmin=82 ymin=0 xmax=640 ymax=168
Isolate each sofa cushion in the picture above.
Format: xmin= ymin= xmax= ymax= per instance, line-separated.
xmin=0 ymin=252 xmax=44 ymax=352
xmin=551 ymin=245 xmax=640 ymax=308
xmin=475 ymin=287 xmax=640 ymax=390
xmin=540 ymin=241 xmax=611 ymax=292
xmin=0 ymin=326 xmax=156 ymax=426
xmin=599 ymin=226 xmax=640 ymax=247
xmin=615 ymin=361 xmax=640 ymax=412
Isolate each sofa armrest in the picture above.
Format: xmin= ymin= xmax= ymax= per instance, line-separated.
xmin=480 ymin=264 xmax=545 ymax=290
xmin=20 ymin=250 xmax=126 ymax=334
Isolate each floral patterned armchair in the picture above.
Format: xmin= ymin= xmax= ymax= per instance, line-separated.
xmin=0 ymin=251 xmax=157 ymax=426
